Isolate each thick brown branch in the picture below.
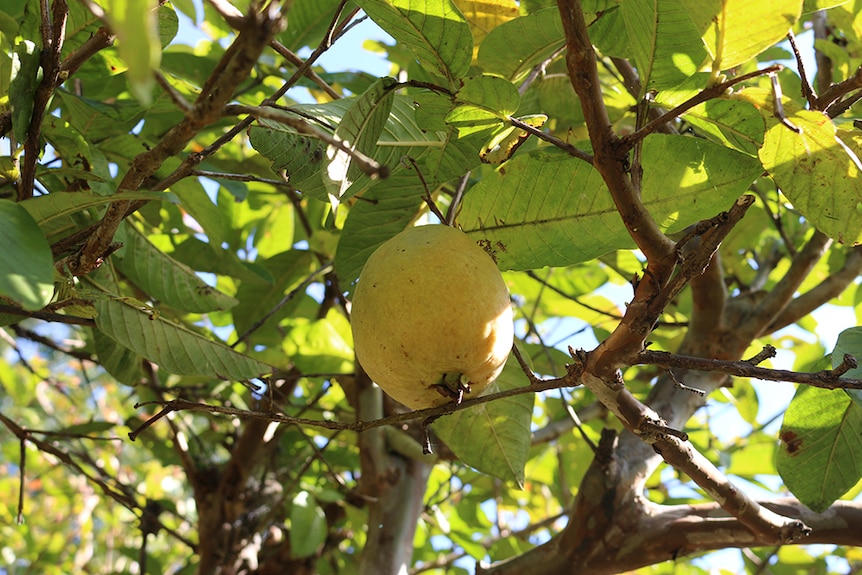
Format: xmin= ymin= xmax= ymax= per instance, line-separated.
xmin=638 ymin=349 xmax=862 ymax=389
xmin=557 ymin=0 xmax=675 ymax=266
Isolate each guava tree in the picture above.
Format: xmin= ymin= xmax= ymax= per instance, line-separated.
xmin=2 ymin=0 xmax=862 ymax=573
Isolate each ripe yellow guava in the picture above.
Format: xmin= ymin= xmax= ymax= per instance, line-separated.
xmin=350 ymin=224 xmax=514 ymax=409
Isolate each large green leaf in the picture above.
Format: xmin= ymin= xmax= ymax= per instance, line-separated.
xmin=250 ymin=96 xmax=441 ymax=201
xmin=333 ymin=173 xmax=426 ymax=292
xmin=280 ymin=0 xmax=355 ymax=51
xmin=477 ymin=7 xmax=564 ymax=82
xmin=94 ymin=298 xmax=271 ymax=379
xmin=433 ymin=356 xmax=534 ymax=487
xmin=114 ymin=224 xmax=238 ymax=314
xmin=93 ymin=328 xmax=145 ymax=386
xmin=776 ymin=385 xmax=862 ymax=512
xmin=701 ymin=0 xmax=801 ymax=70
xmin=459 ymin=134 xmax=762 ymax=270
xmin=355 ymin=0 xmax=472 ymax=84
xmin=0 ymin=199 xmax=54 ymax=311
xmin=323 ymin=77 xmax=396 ymax=206
xmin=759 ymin=109 xmax=862 ymax=245
xmin=621 ymin=0 xmax=708 ymax=92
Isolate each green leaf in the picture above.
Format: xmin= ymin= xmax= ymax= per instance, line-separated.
xmin=9 ymin=39 xmax=41 ymax=141
xmin=93 ymin=327 xmax=145 ymax=386
xmin=232 ymin=250 xmax=316 ymax=347
xmin=250 ymin=96 xmax=440 ymax=202
xmin=355 ymin=0 xmax=472 ymax=84
xmin=290 ymin=491 xmax=328 ymax=558
xmin=703 ymin=0 xmax=801 ymax=70
xmin=57 ymin=420 xmax=117 ymax=436
xmin=333 ymin=174 xmax=426 ymax=292
xmin=445 ymin=74 xmax=520 ymax=135
xmin=433 ymin=356 xmax=534 ymax=487
xmin=833 ymin=327 xmax=862 ymax=409
xmin=776 ymin=385 xmax=862 ymax=512
xmin=20 ymin=190 xmax=174 ymax=243
xmin=94 ymin=298 xmax=271 ymax=379
xmin=280 ymin=0 xmax=353 ymax=51
xmin=323 ymin=77 xmax=396 ymax=206
xmin=55 ymin=90 xmax=146 ymax=141
xmin=759 ymin=110 xmax=862 ymax=245
xmin=114 ymin=224 xmax=238 ymax=314
xmin=803 ymin=0 xmax=851 ymax=11
xmin=621 ymin=0 xmax=708 ymax=92
xmin=0 ymin=199 xmax=54 ymax=311
xmin=105 ymin=0 xmax=162 ymax=104
xmin=477 ymin=7 xmax=564 ymax=81
xmin=459 ymin=135 xmax=762 ymax=271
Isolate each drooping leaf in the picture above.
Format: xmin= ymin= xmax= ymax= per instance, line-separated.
xmin=0 ymin=199 xmax=54 ymax=311
xmin=459 ymin=135 xmax=762 ymax=271
xmin=702 ymin=0 xmax=802 ymax=70
xmin=93 ymin=327 xmax=145 ymax=386
xmin=433 ymin=356 xmax=534 ymax=487
xmin=280 ymin=0 xmax=353 ymax=51
xmin=114 ymin=224 xmax=238 ymax=314
xmin=323 ymin=77 xmax=397 ymax=207
xmin=355 ymin=0 xmax=472 ymax=84
xmin=94 ymin=298 xmax=271 ymax=379
xmin=759 ymin=109 xmax=862 ymax=245
xmin=477 ymin=7 xmax=564 ymax=81
xmin=621 ymin=0 xmax=708 ymax=92
xmin=776 ymin=385 xmax=862 ymax=512
xmin=104 ymin=0 xmax=162 ymax=104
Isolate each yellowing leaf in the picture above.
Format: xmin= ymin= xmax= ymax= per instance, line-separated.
xmin=703 ymin=0 xmax=802 ymax=71
xmin=453 ymin=0 xmax=519 ymax=59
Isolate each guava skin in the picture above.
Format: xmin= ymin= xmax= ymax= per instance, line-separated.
xmin=350 ymin=225 xmax=514 ymax=409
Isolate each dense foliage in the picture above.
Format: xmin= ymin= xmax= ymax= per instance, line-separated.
xmin=1 ymin=0 xmax=862 ymax=573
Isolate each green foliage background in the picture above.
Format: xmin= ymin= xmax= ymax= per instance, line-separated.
xmin=1 ymin=0 xmax=862 ymax=573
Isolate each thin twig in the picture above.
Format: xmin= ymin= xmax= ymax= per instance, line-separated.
xmin=639 ymin=350 xmax=862 ymax=389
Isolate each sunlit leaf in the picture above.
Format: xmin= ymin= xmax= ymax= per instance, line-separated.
xmin=478 ymin=7 xmax=564 ymax=81
xmin=323 ymin=77 xmax=396 ymax=207
xmin=759 ymin=109 xmax=862 ymax=245
xmin=621 ymin=0 xmax=708 ymax=92
xmin=104 ymin=0 xmax=162 ymax=104
xmin=702 ymin=0 xmax=802 ymax=70
xmin=355 ymin=0 xmax=472 ymax=83
xmin=459 ymin=135 xmax=762 ymax=271
xmin=776 ymin=385 xmax=862 ymax=512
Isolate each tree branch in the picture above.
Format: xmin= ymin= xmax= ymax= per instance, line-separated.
xmin=638 ymin=349 xmax=862 ymax=389
xmin=60 ymin=4 xmax=286 ymax=276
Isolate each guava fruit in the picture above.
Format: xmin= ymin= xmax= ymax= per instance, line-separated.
xmin=350 ymin=224 xmax=514 ymax=409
